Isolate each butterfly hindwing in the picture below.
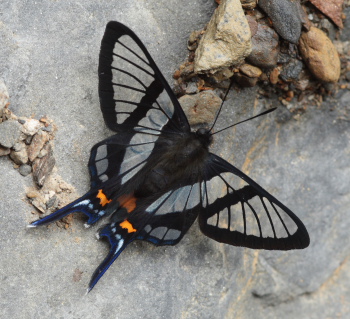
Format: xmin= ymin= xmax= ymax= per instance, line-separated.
xmin=135 ymin=183 xmax=202 ymax=246
xmin=88 ymin=131 xmax=159 ymax=189
xmin=198 ymin=154 xmax=310 ymax=250
xmin=87 ymin=183 xmax=203 ymax=291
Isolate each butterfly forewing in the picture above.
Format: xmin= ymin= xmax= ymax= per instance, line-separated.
xmin=199 ymin=154 xmax=310 ymax=250
xmin=99 ymin=21 xmax=189 ymax=134
xmin=93 ymin=21 xmax=191 ymax=189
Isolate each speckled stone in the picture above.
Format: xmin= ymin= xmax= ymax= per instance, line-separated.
xmin=258 ymin=0 xmax=303 ymax=44
xmin=194 ymin=0 xmax=251 ymax=73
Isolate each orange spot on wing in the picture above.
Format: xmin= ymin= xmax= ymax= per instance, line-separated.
xmin=118 ymin=194 xmax=137 ymax=213
xmin=120 ymin=220 xmax=137 ymax=233
xmin=96 ymin=189 xmax=112 ymax=207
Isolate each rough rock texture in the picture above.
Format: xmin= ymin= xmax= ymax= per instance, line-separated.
xmin=247 ymin=21 xmax=279 ymax=69
xmin=258 ymin=0 xmax=303 ymax=44
xmin=299 ymin=27 xmax=341 ymax=82
xmin=194 ymin=0 xmax=251 ymax=73
xmin=1 ymin=1 xmax=350 ymax=318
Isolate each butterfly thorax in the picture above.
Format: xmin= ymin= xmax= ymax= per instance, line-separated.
xmin=134 ymin=129 xmax=212 ymax=198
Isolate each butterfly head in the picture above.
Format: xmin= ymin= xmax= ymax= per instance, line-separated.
xmin=195 ymin=128 xmax=213 ymax=148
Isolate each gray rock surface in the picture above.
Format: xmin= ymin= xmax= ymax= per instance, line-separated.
xmin=1 ymin=1 xmax=350 ymax=319
xmin=258 ymin=0 xmax=303 ymax=44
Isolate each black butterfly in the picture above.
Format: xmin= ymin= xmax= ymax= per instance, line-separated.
xmin=29 ymin=21 xmax=310 ymax=292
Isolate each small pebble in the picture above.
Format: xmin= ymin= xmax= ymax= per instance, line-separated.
xmin=0 ymin=79 xmax=9 ymax=109
xmin=299 ymin=27 xmax=340 ymax=82
xmin=21 ymin=118 xmax=41 ymax=136
xmin=42 ymin=124 xmax=53 ymax=132
xmin=233 ymin=73 xmax=258 ymax=87
xmin=25 ymin=135 xmax=33 ymax=145
xmin=10 ymin=147 xmax=28 ymax=165
xmin=0 ymin=120 xmax=22 ymax=148
xmin=279 ymin=59 xmax=303 ymax=82
xmin=0 ymin=146 xmax=10 ymax=156
xmin=19 ymin=164 xmax=32 ymax=176
xmin=32 ymin=143 xmax=55 ymax=187
xmin=26 ymin=190 xmax=40 ymax=198
xmin=179 ymin=91 xmax=222 ymax=125
xmin=258 ymin=0 xmax=303 ymax=44
xmin=239 ymin=64 xmax=262 ymax=78
xmin=247 ymin=22 xmax=279 ymax=69
xmin=46 ymin=195 xmax=57 ymax=209
xmin=270 ymin=68 xmax=280 ymax=85
xmin=27 ymin=130 xmax=49 ymax=162
xmin=185 ymin=82 xmax=198 ymax=94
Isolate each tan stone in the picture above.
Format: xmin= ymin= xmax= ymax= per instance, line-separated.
xmin=298 ymin=27 xmax=340 ymax=82
xmin=32 ymin=143 xmax=55 ymax=187
xmin=27 ymin=130 xmax=49 ymax=161
xmin=0 ymin=146 xmax=10 ymax=156
xmin=10 ymin=146 xmax=28 ymax=165
xmin=239 ymin=64 xmax=262 ymax=78
xmin=194 ymin=0 xmax=251 ymax=73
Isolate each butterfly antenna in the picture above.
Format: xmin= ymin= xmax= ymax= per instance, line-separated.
xmin=211 ymin=107 xmax=277 ymax=136
xmin=209 ymin=79 xmax=235 ymax=133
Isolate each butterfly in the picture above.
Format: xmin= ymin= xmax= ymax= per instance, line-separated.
xmin=29 ymin=21 xmax=310 ymax=292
